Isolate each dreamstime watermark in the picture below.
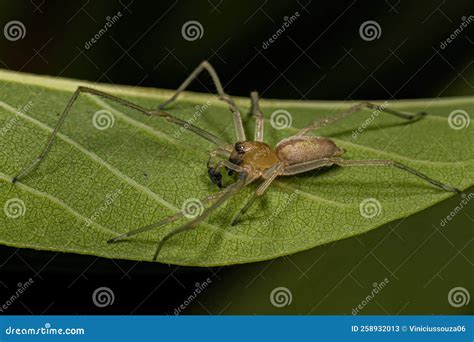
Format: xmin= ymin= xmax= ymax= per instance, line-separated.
xmin=5 ymin=323 xmax=85 ymax=336
xmin=262 ymin=190 xmax=299 ymax=227
xmin=181 ymin=198 xmax=204 ymax=219
xmin=3 ymin=20 xmax=26 ymax=41
xmin=181 ymin=20 xmax=204 ymax=41
xmin=84 ymin=11 xmax=123 ymax=49
xmin=92 ymin=287 xmax=115 ymax=307
xmin=262 ymin=11 xmax=300 ymax=49
xmin=0 ymin=100 xmax=34 ymax=137
xmin=270 ymin=287 xmax=292 ymax=308
xmin=0 ymin=278 xmax=34 ymax=312
xmin=448 ymin=109 xmax=470 ymax=130
xmin=440 ymin=15 xmax=474 ymax=50
xmin=351 ymin=277 xmax=390 ymax=315
xmin=448 ymin=287 xmax=470 ymax=308
xmin=3 ymin=198 xmax=26 ymax=219
xmin=85 ymin=189 xmax=122 ymax=227
xmin=92 ymin=109 xmax=115 ymax=130
xmin=440 ymin=193 xmax=473 ymax=227
xmin=352 ymin=101 xmax=389 ymax=139
xmin=270 ymin=109 xmax=292 ymax=130
xmin=173 ymin=278 xmax=212 ymax=315
xmin=173 ymin=101 xmax=211 ymax=139
xmin=359 ymin=198 xmax=382 ymax=219
xmin=359 ymin=20 xmax=381 ymax=41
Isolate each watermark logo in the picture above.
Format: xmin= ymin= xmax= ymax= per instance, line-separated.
xmin=181 ymin=198 xmax=204 ymax=219
xmin=1 ymin=101 xmax=34 ymax=138
xmin=262 ymin=190 xmax=299 ymax=227
xmin=0 ymin=278 xmax=34 ymax=313
xmin=352 ymin=278 xmax=390 ymax=315
xmin=262 ymin=11 xmax=300 ymax=49
xmin=181 ymin=20 xmax=204 ymax=41
xmin=92 ymin=287 xmax=115 ymax=307
xmin=270 ymin=109 xmax=292 ymax=130
xmin=359 ymin=198 xmax=382 ymax=219
xmin=174 ymin=278 xmax=212 ymax=315
xmin=85 ymin=189 xmax=122 ymax=227
xmin=270 ymin=287 xmax=292 ymax=308
xmin=4 ymin=322 xmax=85 ymax=335
xmin=4 ymin=20 xmax=26 ymax=41
xmin=448 ymin=287 xmax=470 ymax=308
xmin=440 ymin=193 xmax=473 ymax=227
xmin=4 ymin=198 xmax=26 ymax=219
xmin=448 ymin=109 xmax=470 ymax=130
xmin=173 ymin=101 xmax=211 ymax=139
xmin=352 ymin=101 xmax=389 ymax=139
xmin=84 ymin=11 xmax=123 ymax=50
xmin=359 ymin=21 xmax=381 ymax=41
xmin=92 ymin=109 xmax=115 ymax=130
xmin=440 ymin=15 xmax=474 ymax=50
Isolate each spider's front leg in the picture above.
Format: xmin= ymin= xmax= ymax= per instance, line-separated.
xmin=12 ymin=86 xmax=228 ymax=183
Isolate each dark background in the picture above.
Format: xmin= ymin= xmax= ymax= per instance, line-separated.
xmin=0 ymin=0 xmax=472 ymax=314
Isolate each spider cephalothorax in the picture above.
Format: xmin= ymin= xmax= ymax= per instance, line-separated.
xmin=12 ymin=60 xmax=462 ymax=262
xmin=230 ymin=141 xmax=279 ymax=172
xmin=222 ymin=137 xmax=345 ymax=182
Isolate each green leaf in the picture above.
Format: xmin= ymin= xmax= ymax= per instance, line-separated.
xmin=0 ymin=70 xmax=472 ymax=266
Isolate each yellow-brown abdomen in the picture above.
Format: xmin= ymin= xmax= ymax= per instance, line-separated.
xmin=275 ymin=136 xmax=344 ymax=165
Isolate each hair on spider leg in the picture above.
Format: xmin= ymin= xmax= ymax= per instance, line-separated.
xmin=13 ymin=61 xmax=462 ymax=262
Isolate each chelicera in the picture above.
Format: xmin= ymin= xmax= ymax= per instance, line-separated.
xmin=12 ymin=61 xmax=461 ymax=261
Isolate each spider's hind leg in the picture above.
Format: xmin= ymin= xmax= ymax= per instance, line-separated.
xmin=282 ymin=157 xmax=461 ymax=194
xmin=296 ymin=101 xmax=428 ymax=137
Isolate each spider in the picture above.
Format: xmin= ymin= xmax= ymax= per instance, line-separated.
xmin=12 ymin=61 xmax=461 ymax=262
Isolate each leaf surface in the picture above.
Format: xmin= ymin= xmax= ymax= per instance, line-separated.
xmin=0 ymin=70 xmax=472 ymax=266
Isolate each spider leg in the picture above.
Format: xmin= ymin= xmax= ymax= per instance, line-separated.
xmin=231 ymin=163 xmax=284 ymax=226
xmin=152 ymin=174 xmax=249 ymax=261
xmin=282 ymin=157 xmax=461 ymax=194
xmin=296 ymin=102 xmax=427 ymax=136
xmin=158 ymin=60 xmax=246 ymax=142
xmin=107 ymin=188 xmax=230 ymax=244
xmin=216 ymin=160 xmax=245 ymax=175
xmin=12 ymin=86 xmax=228 ymax=183
xmin=250 ymin=91 xmax=264 ymax=142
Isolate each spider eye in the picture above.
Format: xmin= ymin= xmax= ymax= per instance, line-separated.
xmin=235 ymin=142 xmax=245 ymax=154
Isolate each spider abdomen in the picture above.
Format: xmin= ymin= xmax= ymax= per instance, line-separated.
xmin=275 ymin=136 xmax=344 ymax=165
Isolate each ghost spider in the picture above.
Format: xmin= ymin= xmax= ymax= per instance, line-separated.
xmin=13 ymin=61 xmax=461 ymax=261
